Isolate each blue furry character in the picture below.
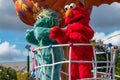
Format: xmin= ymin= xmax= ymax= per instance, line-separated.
xmin=25 ymin=9 xmax=64 ymax=80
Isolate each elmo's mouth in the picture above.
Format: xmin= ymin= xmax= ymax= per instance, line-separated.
xmin=65 ymin=14 xmax=84 ymax=25
xmin=69 ymin=17 xmax=83 ymax=24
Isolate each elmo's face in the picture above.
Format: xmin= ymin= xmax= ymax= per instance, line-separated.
xmin=64 ymin=3 xmax=85 ymax=24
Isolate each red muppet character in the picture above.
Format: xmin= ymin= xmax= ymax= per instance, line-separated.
xmin=50 ymin=3 xmax=94 ymax=80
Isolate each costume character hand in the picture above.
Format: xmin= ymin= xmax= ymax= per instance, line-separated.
xmin=25 ymin=29 xmax=39 ymax=45
xmin=50 ymin=26 xmax=64 ymax=39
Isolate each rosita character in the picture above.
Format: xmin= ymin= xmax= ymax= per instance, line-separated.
xmin=50 ymin=3 xmax=94 ymax=80
xmin=25 ymin=9 xmax=64 ymax=80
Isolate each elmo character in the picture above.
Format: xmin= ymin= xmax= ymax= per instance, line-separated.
xmin=50 ymin=3 xmax=94 ymax=80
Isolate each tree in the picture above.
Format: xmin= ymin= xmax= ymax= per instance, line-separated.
xmin=93 ymin=39 xmax=120 ymax=79
xmin=0 ymin=65 xmax=17 ymax=80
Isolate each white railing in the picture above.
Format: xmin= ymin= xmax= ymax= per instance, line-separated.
xmin=31 ymin=43 xmax=120 ymax=80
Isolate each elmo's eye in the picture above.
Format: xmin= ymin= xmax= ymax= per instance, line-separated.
xmin=69 ymin=3 xmax=76 ymax=9
xmin=64 ymin=5 xmax=69 ymax=11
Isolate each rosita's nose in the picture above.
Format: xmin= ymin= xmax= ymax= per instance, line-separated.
xmin=65 ymin=9 xmax=73 ymax=18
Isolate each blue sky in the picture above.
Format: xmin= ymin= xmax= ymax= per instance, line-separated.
xmin=0 ymin=1 xmax=120 ymax=62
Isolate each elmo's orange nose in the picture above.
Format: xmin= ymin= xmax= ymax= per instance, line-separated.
xmin=65 ymin=9 xmax=73 ymax=18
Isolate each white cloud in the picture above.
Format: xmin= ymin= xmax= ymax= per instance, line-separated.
xmin=22 ymin=49 xmax=33 ymax=57
xmin=103 ymin=31 xmax=120 ymax=45
xmin=90 ymin=3 xmax=120 ymax=32
xmin=0 ymin=0 xmax=30 ymax=32
xmin=93 ymin=32 xmax=106 ymax=41
xmin=0 ymin=0 xmax=2 ymax=7
xmin=0 ymin=41 xmax=21 ymax=60
xmin=112 ymin=2 xmax=120 ymax=8
xmin=93 ymin=30 xmax=120 ymax=46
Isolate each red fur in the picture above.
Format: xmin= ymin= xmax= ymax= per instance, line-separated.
xmin=50 ymin=4 xmax=94 ymax=79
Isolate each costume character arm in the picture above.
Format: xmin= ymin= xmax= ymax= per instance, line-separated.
xmin=84 ymin=26 xmax=94 ymax=40
xmin=50 ymin=26 xmax=69 ymax=44
xmin=34 ymin=27 xmax=50 ymax=40
xmin=69 ymin=32 xmax=88 ymax=43
xmin=25 ymin=29 xmax=39 ymax=45
xmin=68 ymin=23 xmax=94 ymax=43
xmin=34 ymin=23 xmax=57 ymax=43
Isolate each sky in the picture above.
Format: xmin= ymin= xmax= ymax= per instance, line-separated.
xmin=0 ymin=1 xmax=120 ymax=62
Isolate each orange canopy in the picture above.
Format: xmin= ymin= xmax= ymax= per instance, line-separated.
xmin=13 ymin=0 xmax=120 ymax=26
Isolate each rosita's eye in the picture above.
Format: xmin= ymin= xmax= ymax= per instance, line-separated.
xmin=64 ymin=5 xmax=69 ymax=11
xmin=69 ymin=3 xmax=76 ymax=9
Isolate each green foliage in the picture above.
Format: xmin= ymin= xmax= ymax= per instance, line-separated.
xmin=27 ymin=75 xmax=36 ymax=80
xmin=94 ymin=40 xmax=120 ymax=79
xmin=0 ymin=65 xmax=17 ymax=80
xmin=0 ymin=65 xmax=35 ymax=80
xmin=115 ymin=50 xmax=120 ymax=80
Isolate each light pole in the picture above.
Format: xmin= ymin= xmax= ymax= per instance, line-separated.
xmin=25 ymin=45 xmax=31 ymax=72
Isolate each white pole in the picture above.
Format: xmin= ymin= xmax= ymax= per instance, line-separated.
xmin=69 ymin=45 xmax=72 ymax=80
